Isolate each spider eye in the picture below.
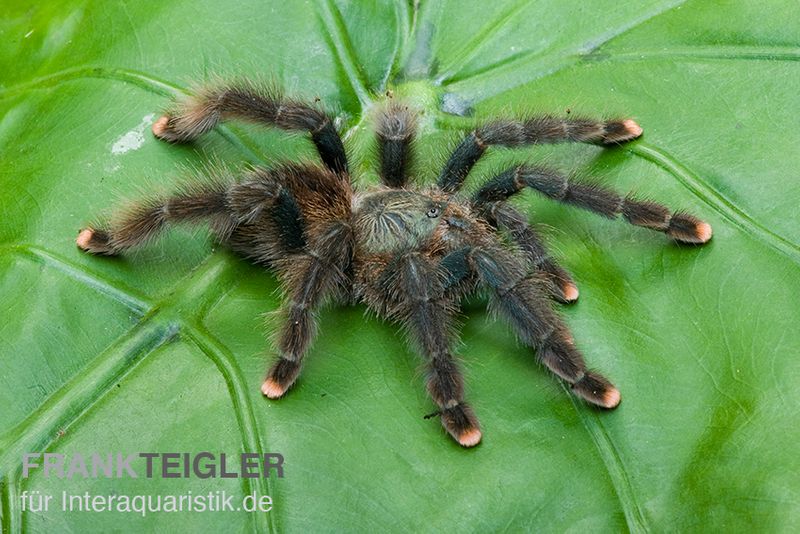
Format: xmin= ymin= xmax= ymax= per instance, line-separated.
xmin=426 ymin=207 xmax=441 ymax=218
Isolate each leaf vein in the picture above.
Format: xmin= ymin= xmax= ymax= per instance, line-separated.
xmin=441 ymin=0 xmax=688 ymax=95
xmin=2 ymin=244 xmax=152 ymax=314
xmin=630 ymin=143 xmax=800 ymax=265
xmin=565 ymin=389 xmax=650 ymax=533
xmin=0 ymin=320 xmax=178 ymax=475
xmin=184 ymin=323 xmax=276 ymax=534
xmin=316 ymin=0 xmax=372 ymax=109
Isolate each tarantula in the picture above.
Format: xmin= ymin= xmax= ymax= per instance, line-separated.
xmin=77 ymin=81 xmax=712 ymax=447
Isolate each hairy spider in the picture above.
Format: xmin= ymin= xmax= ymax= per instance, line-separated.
xmin=77 ymin=81 xmax=712 ymax=447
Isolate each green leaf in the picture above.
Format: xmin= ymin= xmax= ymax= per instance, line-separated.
xmin=1 ymin=0 xmax=798 ymax=531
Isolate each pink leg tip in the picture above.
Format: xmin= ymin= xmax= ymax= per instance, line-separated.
xmin=562 ymin=283 xmax=580 ymax=302
xmin=261 ymin=379 xmax=286 ymax=399
xmin=695 ymin=221 xmax=713 ymax=243
xmin=76 ymin=228 xmax=95 ymax=250
xmin=457 ymin=428 xmax=482 ymax=448
xmin=622 ymin=119 xmax=643 ymax=138
xmin=602 ymin=387 xmax=621 ymax=409
xmin=152 ymin=115 xmax=170 ymax=138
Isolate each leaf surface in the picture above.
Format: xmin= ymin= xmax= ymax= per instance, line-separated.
xmin=1 ymin=1 xmax=798 ymax=531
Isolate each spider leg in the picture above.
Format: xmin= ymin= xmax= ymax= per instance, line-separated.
xmin=262 ymin=221 xmax=354 ymax=398
xmin=473 ymin=166 xmax=713 ymax=244
xmin=152 ymin=81 xmax=348 ymax=175
xmin=477 ymin=200 xmax=579 ymax=303
xmin=375 ymin=103 xmax=417 ymax=188
xmin=373 ymin=250 xmax=481 ymax=447
xmin=76 ymin=167 xmax=299 ymax=255
xmin=445 ymin=242 xmax=620 ymax=409
xmin=438 ymin=116 xmax=642 ymax=193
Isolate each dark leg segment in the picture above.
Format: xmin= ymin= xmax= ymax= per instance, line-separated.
xmin=262 ymin=221 xmax=354 ymax=398
xmin=375 ymin=103 xmax=417 ymax=187
xmin=381 ymin=251 xmax=481 ymax=447
xmin=473 ymin=166 xmax=712 ymax=244
xmin=480 ymin=201 xmax=579 ymax=303
xmin=271 ymin=189 xmax=307 ymax=252
xmin=438 ymin=116 xmax=642 ymax=192
xmin=152 ymin=81 xmax=348 ymax=175
xmin=462 ymin=243 xmax=620 ymax=408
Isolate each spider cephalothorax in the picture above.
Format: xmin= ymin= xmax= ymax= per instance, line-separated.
xmin=77 ymin=81 xmax=712 ymax=447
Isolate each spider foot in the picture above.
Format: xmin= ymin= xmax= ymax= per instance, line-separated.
xmin=667 ymin=214 xmax=713 ymax=244
xmin=151 ymin=113 xmax=210 ymax=143
xmin=440 ymin=403 xmax=482 ymax=447
xmin=572 ymin=371 xmax=621 ymax=409
xmin=76 ymin=228 xmax=118 ymax=255
xmin=151 ymin=115 xmax=172 ymax=139
xmin=560 ymin=281 xmax=580 ymax=303
xmin=602 ymin=119 xmax=643 ymax=144
xmin=151 ymin=115 xmax=193 ymax=143
xmin=262 ymin=357 xmax=301 ymax=399
xmin=261 ymin=378 xmax=287 ymax=399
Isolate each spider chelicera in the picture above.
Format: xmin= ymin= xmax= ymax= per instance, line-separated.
xmin=77 ymin=81 xmax=711 ymax=447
